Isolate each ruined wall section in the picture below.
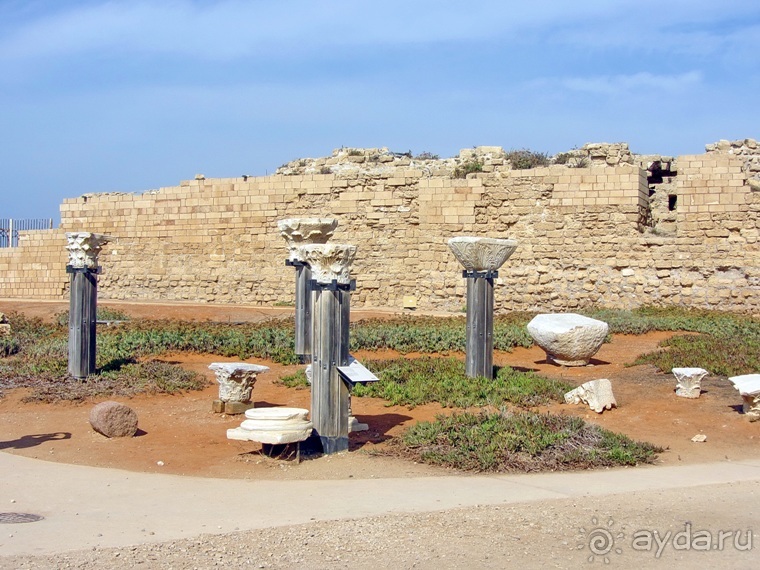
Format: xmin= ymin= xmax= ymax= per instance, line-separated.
xmin=0 ymin=143 xmax=758 ymax=315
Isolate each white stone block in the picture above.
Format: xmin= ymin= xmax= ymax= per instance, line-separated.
xmin=528 ymin=313 xmax=609 ymax=366
xmin=672 ymin=367 xmax=708 ymax=398
xmin=564 ymin=379 xmax=617 ymax=413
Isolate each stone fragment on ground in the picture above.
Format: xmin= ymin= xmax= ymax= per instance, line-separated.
xmin=527 ymin=313 xmax=608 ymax=366
xmin=89 ymin=401 xmax=139 ymax=438
xmin=564 ymin=378 xmax=617 ymax=413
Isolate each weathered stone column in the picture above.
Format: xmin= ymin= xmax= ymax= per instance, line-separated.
xmin=66 ymin=232 xmax=110 ymax=379
xmin=299 ymin=243 xmax=356 ymax=454
xmin=448 ymin=237 xmax=518 ymax=379
xmin=278 ymin=218 xmax=338 ymax=362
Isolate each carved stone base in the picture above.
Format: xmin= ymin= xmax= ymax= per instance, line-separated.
xmin=227 ymin=407 xmax=313 ymax=444
xmin=564 ymin=379 xmax=617 ymax=413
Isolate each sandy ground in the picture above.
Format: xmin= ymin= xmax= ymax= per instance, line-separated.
xmin=1 ymin=298 xmax=758 ymax=479
xmin=1 ymin=299 xmax=759 ymax=569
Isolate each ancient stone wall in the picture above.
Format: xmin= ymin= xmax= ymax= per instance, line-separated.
xmin=1 ymin=141 xmax=758 ymax=314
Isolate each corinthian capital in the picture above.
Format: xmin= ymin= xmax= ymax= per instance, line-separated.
xmin=65 ymin=232 xmax=111 ymax=269
xmin=298 ymin=243 xmax=356 ymax=285
xmin=277 ymin=218 xmax=338 ymax=262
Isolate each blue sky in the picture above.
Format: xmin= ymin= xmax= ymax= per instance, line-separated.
xmin=1 ymin=0 xmax=759 ymax=221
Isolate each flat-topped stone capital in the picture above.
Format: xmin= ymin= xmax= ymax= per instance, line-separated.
xmin=447 ymin=236 xmax=518 ymax=272
xmin=65 ymin=232 xmax=112 ymax=269
xmin=298 ymin=243 xmax=357 ymax=285
xmin=209 ymin=362 xmax=269 ymax=403
xmin=565 ymin=379 xmax=617 ymax=413
xmin=673 ymin=367 xmax=708 ymax=398
xmin=729 ymin=374 xmax=760 ymax=421
xmin=278 ymin=218 xmax=338 ymax=262
xmin=527 ymin=313 xmax=609 ymax=366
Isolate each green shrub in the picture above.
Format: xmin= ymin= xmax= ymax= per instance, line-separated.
xmin=506 ymin=149 xmax=550 ymax=169
xmin=453 ymin=159 xmax=484 ymax=178
xmin=396 ymin=410 xmax=662 ymax=471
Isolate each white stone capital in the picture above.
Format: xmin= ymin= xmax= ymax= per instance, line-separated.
xmin=672 ymin=367 xmax=708 ymax=398
xmin=298 ymin=243 xmax=357 ymax=285
xmin=447 ymin=236 xmax=518 ymax=272
xmin=209 ymin=362 xmax=269 ymax=403
xmin=277 ymin=218 xmax=338 ymax=262
xmin=65 ymin=232 xmax=111 ymax=269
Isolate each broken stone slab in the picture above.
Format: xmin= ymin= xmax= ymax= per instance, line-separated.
xmin=227 ymin=407 xmax=313 ymax=444
xmin=527 ymin=313 xmax=609 ymax=366
xmin=564 ymin=379 xmax=617 ymax=413
xmin=349 ymin=416 xmax=369 ymax=432
xmin=89 ymin=401 xmax=139 ymax=438
xmin=728 ymin=374 xmax=760 ymax=422
xmin=209 ymin=362 xmax=269 ymax=403
xmin=673 ymin=367 xmax=708 ymax=398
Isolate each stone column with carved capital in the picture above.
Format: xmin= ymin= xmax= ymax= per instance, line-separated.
xmin=277 ymin=218 xmax=338 ymax=361
xmin=448 ymin=237 xmax=518 ymax=379
xmin=66 ymin=232 xmax=111 ymax=379
xmin=300 ymin=243 xmax=357 ymax=454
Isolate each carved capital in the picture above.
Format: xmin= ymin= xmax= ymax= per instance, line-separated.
xmin=277 ymin=218 xmax=338 ymax=262
xmin=298 ymin=243 xmax=356 ymax=284
xmin=65 ymin=232 xmax=111 ymax=269
xmin=673 ymin=367 xmax=708 ymax=398
xmin=447 ymin=236 xmax=518 ymax=272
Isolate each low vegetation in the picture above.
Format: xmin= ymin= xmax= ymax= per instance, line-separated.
xmin=505 ymin=148 xmax=551 ymax=169
xmin=453 ymin=159 xmax=484 ymax=178
xmin=395 ymin=410 xmax=662 ymax=472
xmin=280 ymin=356 xmax=572 ymax=408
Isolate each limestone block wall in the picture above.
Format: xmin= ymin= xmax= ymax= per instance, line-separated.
xmin=0 ymin=145 xmax=758 ymax=314
xmin=0 ymin=230 xmax=68 ymax=298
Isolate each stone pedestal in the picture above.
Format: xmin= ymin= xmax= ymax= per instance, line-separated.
xmin=527 ymin=313 xmax=608 ymax=366
xmin=227 ymin=407 xmax=313 ymax=444
xmin=209 ymin=362 xmax=268 ymax=414
xmin=729 ymin=374 xmax=760 ymax=422
xmin=66 ymin=232 xmax=110 ymax=379
xmin=673 ymin=367 xmax=708 ymax=398
xmin=278 ymin=218 xmax=338 ymax=361
xmin=299 ymin=243 xmax=356 ymax=454
xmin=447 ymin=237 xmax=517 ymax=379
xmin=564 ymin=379 xmax=617 ymax=413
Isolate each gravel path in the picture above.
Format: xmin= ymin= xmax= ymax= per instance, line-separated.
xmin=2 ymin=480 xmax=757 ymax=569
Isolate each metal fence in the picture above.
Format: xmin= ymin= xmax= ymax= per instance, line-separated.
xmin=0 ymin=218 xmax=54 ymax=247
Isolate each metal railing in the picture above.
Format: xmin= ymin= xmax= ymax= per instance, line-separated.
xmin=0 ymin=218 xmax=54 ymax=247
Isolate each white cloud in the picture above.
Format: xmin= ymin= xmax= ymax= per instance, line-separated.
xmin=548 ymin=71 xmax=703 ymax=96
